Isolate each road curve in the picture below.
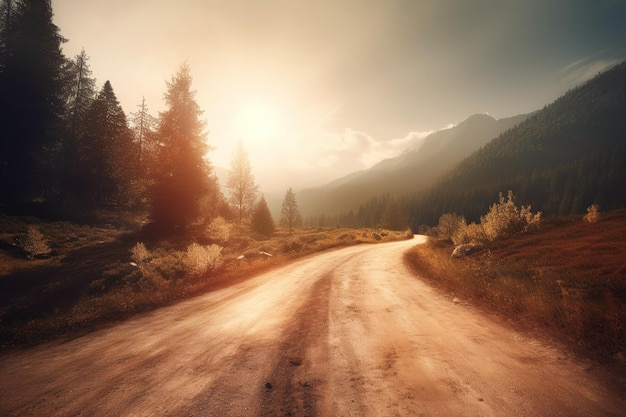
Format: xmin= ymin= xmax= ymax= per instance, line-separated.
xmin=0 ymin=236 xmax=623 ymax=416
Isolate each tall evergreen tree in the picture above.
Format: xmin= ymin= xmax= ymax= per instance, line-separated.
xmin=380 ymin=197 xmax=407 ymax=231
xmin=58 ymin=48 xmax=96 ymax=209
xmin=130 ymin=96 xmax=158 ymax=176
xmin=251 ymin=195 xmax=275 ymax=236
xmin=79 ymin=81 xmax=134 ymax=210
xmin=226 ymin=141 xmax=258 ymax=224
xmin=280 ymin=187 xmax=302 ymax=234
xmin=0 ymin=0 xmax=67 ymax=208
xmin=150 ymin=63 xmax=219 ymax=231
xmin=64 ymin=48 xmax=95 ymax=137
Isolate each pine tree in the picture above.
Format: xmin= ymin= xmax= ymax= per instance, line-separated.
xmin=280 ymin=187 xmax=302 ymax=234
xmin=80 ymin=80 xmax=134 ymax=210
xmin=0 ymin=0 xmax=67 ymax=207
xmin=58 ymin=48 xmax=96 ymax=209
xmin=64 ymin=48 xmax=96 ymax=137
xmin=251 ymin=196 xmax=275 ymax=236
xmin=226 ymin=142 xmax=258 ymax=224
xmin=150 ymin=63 xmax=219 ymax=232
xmin=129 ymin=96 xmax=158 ymax=176
xmin=380 ymin=197 xmax=407 ymax=231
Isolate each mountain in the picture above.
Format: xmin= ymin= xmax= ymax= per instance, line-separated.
xmin=299 ymin=112 xmax=530 ymax=218
xmin=407 ymin=61 xmax=626 ymax=226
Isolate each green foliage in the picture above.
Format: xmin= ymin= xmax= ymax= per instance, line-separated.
xmin=251 ymin=196 xmax=275 ymax=236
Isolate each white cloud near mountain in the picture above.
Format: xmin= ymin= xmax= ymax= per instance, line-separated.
xmin=250 ymin=127 xmax=433 ymax=193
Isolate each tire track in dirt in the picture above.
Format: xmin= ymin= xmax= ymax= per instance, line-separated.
xmin=259 ymin=272 xmax=333 ymax=417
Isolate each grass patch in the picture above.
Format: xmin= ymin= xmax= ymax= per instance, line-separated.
xmin=405 ymin=210 xmax=626 ymax=360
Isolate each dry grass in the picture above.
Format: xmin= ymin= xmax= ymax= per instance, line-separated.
xmin=0 ymin=214 xmax=411 ymax=348
xmin=405 ymin=210 xmax=626 ymax=359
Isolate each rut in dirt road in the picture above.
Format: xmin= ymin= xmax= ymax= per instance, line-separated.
xmin=0 ymin=237 xmax=624 ymax=417
xmin=259 ymin=272 xmax=332 ymax=417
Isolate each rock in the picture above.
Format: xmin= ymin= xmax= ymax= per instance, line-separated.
xmin=451 ymin=244 xmax=481 ymax=258
xmin=452 ymin=297 xmax=460 ymax=304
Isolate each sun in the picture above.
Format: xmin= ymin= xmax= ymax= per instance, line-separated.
xmin=235 ymin=101 xmax=282 ymax=142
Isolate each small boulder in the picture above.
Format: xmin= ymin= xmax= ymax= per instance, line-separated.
xmin=451 ymin=244 xmax=481 ymax=258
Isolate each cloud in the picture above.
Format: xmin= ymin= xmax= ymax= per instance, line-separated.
xmin=557 ymin=57 xmax=623 ymax=87
xmin=311 ymin=128 xmax=433 ymax=172
xmin=245 ymin=126 xmax=434 ymax=193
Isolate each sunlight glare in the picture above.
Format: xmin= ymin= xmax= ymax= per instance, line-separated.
xmin=236 ymin=101 xmax=282 ymax=142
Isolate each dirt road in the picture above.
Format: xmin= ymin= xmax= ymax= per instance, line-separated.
xmin=0 ymin=236 xmax=623 ymax=416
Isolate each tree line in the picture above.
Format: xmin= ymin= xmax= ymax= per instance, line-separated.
xmin=0 ymin=0 xmax=302 ymax=236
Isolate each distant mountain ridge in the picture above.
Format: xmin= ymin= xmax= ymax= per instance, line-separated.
xmin=299 ymin=112 xmax=530 ymax=217
xmin=406 ymin=61 xmax=626 ymax=226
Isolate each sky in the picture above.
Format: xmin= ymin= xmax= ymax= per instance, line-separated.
xmin=51 ymin=0 xmax=626 ymax=194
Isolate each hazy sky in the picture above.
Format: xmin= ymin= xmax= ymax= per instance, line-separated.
xmin=52 ymin=0 xmax=626 ymax=193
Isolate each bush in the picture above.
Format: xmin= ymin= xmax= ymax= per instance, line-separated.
xmin=281 ymin=239 xmax=303 ymax=253
xmin=131 ymin=242 xmax=150 ymax=264
xmin=481 ymin=191 xmax=541 ymax=241
xmin=206 ymin=217 xmax=232 ymax=244
xmin=22 ymin=226 xmax=51 ymax=260
xmin=583 ymin=204 xmax=600 ymax=223
xmin=128 ymin=241 xmax=222 ymax=281
xmin=437 ymin=213 xmax=466 ymax=242
xmin=452 ymin=222 xmax=487 ymax=245
xmin=183 ymin=243 xmax=223 ymax=275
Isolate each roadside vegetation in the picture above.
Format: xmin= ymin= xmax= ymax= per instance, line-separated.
xmin=0 ymin=213 xmax=411 ymax=348
xmin=405 ymin=203 xmax=626 ymax=360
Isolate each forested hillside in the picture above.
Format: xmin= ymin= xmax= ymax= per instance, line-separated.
xmin=408 ymin=61 xmax=626 ymax=226
xmin=323 ymin=62 xmax=626 ymax=229
xmin=300 ymin=112 xmax=529 ymax=219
